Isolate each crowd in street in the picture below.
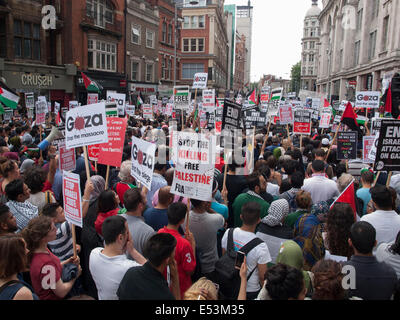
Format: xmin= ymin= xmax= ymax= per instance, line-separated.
xmin=0 ymin=109 xmax=400 ymax=301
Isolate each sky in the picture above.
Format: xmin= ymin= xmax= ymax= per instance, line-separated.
xmin=224 ymin=0 xmax=321 ymax=82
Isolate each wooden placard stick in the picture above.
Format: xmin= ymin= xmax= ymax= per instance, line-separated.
xmin=105 ymin=165 xmax=110 ymax=190
xmin=386 ymin=171 xmax=393 ymax=188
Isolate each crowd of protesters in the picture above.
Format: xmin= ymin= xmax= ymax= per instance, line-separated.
xmin=0 ymin=109 xmax=400 ymax=301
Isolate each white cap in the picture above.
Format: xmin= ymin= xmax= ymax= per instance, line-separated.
xmin=322 ymin=138 xmax=330 ymax=146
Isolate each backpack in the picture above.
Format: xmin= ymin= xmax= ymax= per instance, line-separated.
xmin=213 ymin=228 xmax=263 ymax=300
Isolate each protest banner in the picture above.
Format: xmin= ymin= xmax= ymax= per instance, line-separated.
xmin=244 ymin=110 xmax=267 ymax=129
xmin=165 ymin=103 xmax=173 ymax=116
xmin=293 ymin=109 xmax=312 ymax=135
xmin=267 ymin=100 xmax=280 ymax=118
xmin=171 ymin=131 xmax=216 ymax=201
xmin=363 ymin=136 xmax=375 ymax=164
xmin=192 ymin=73 xmax=208 ymax=90
xmin=98 ymin=117 xmax=127 ymax=168
xmin=62 ymin=171 xmax=82 ymax=258
xmin=3 ymin=108 xmax=13 ymax=121
xmin=202 ymin=89 xmax=215 ymax=113
xmin=355 ymin=91 xmax=381 ymax=109
xmin=291 ymin=101 xmax=302 ymax=109
xmin=131 ymin=136 xmax=156 ymax=190
xmin=65 ymin=102 xmax=108 ymax=149
xmin=337 ymin=131 xmax=358 ymax=160
xmin=374 ymin=120 xmax=400 ymax=172
xmin=143 ymin=104 xmax=153 ymax=119
xmin=319 ymin=111 xmax=332 ymax=128
xmin=371 ymin=118 xmax=384 ymax=136
xmin=125 ymin=104 xmax=135 ymax=116
xmin=107 ymin=91 xmax=126 ymax=116
xmin=35 ymin=100 xmax=47 ymax=125
xmin=368 ymin=134 xmax=379 ymax=163
xmin=59 ymin=140 xmax=76 ymax=172
xmin=69 ymin=101 xmax=79 ymax=109
xmin=174 ymin=86 xmax=190 ymax=110
xmin=87 ymin=93 xmax=98 ymax=105
xmin=222 ymin=99 xmax=242 ymax=131
xmin=25 ymin=93 xmax=34 ymax=109
xmin=260 ymin=87 xmax=270 ymax=103
xmin=279 ymin=103 xmax=294 ymax=125
xmin=88 ymin=145 xmax=100 ymax=162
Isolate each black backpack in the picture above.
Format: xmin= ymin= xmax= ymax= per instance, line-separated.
xmin=214 ymin=228 xmax=263 ymax=300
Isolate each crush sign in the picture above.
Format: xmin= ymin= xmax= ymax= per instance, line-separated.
xmin=131 ymin=136 xmax=156 ymax=190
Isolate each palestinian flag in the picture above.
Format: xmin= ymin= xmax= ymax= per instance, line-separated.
xmin=330 ymin=180 xmax=357 ymax=221
xmin=341 ymin=102 xmax=362 ymax=136
xmin=324 ymin=98 xmax=336 ymax=117
xmin=81 ymin=72 xmax=102 ymax=93
xmin=248 ymin=90 xmax=257 ymax=105
xmin=270 ymin=88 xmax=283 ymax=101
xmin=137 ymin=94 xmax=143 ymax=108
xmin=383 ymin=82 xmax=397 ymax=118
xmin=0 ymin=85 xmax=19 ymax=110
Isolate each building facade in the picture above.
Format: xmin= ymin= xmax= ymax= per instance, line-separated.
xmin=233 ymin=32 xmax=245 ymax=92
xmin=236 ymin=2 xmax=252 ymax=89
xmin=301 ymin=0 xmax=321 ymax=92
xmin=224 ymin=4 xmax=235 ymax=91
xmin=316 ymin=0 xmax=400 ymax=102
xmin=180 ymin=0 xmax=229 ymax=96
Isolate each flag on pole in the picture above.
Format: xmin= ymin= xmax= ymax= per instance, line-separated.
xmin=137 ymin=93 xmax=143 ymax=108
xmin=330 ymin=180 xmax=357 ymax=221
xmin=324 ymin=98 xmax=336 ymax=117
xmin=0 ymin=86 xmax=19 ymax=110
xmin=248 ymin=90 xmax=257 ymax=106
xmin=341 ymin=102 xmax=362 ymax=136
xmin=81 ymin=72 xmax=102 ymax=93
xmin=384 ymin=83 xmax=393 ymax=118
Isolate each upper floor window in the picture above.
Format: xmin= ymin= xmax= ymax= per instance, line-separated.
xmin=132 ymin=25 xmax=141 ymax=45
xmin=0 ymin=17 xmax=6 ymax=58
xmin=88 ymin=39 xmax=116 ymax=72
xmin=14 ymin=20 xmax=41 ymax=60
xmin=86 ymin=0 xmax=114 ymax=28
xmin=183 ymin=15 xmax=205 ymax=29
xmin=146 ymin=30 xmax=155 ymax=49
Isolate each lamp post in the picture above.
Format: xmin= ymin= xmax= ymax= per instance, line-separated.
xmin=174 ymin=0 xmax=199 ymax=87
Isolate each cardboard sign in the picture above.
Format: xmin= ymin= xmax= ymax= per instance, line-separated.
xmin=368 ymin=134 xmax=379 ymax=163
xmin=260 ymin=87 xmax=270 ymax=103
xmin=174 ymin=86 xmax=190 ymax=110
xmin=25 ymin=93 xmax=34 ymax=109
xmin=337 ymin=131 xmax=358 ymax=160
xmin=87 ymin=145 xmax=100 ymax=162
xmin=319 ymin=112 xmax=332 ymax=128
xmin=98 ymin=117 xmax=127 ymax=168
xmin=222 ymin=100 xmax=242 ymax=131
xmin=371 ymin=118 xmax=383 ymax=136
xmin=192 ymin=73 xmax=208 ymax=89
xmin=87 ymin=93 xmax=98 ymax=105
xmin=374 ymin=120 xmax=400 ymax=171
xmin=244 ymin=110 xmax=267 ymax=129
xmin=130 ymin=136 xmax=156 ymax=189
xmin=165 ymin=103 xmax=173 ymax=116
xmin=125 ymin=105 xmax=135 ymax=116
xmin=363 ymin=136 xmax=375 ymax=164
xmin=202 ymin=89 xmax=215 ymax=113
xmin=35 ymin=100 xmax=47 ymax=125
xmin=143 ymin=104 xmax=153 ymax=119
xmin=59 ymin=140 xmax=76 ymax=172
xmin=171 ymin=131 xmax=216 ymax=201
xmin=65 ymin=102 xmax=108 ymax=149
xmin=62 ymin=171 xmax=82 ymax=228
xmin=279 ymin=103 xmax=294 ymax=125
xmin=293 ymin=109 xmax=312 ymax=135
xmin=69 ymin=101 xmax=79 ymax=109
xmin=107 ymin=92 xmax=126 ymax=116
xmin=355 ymin=91 xmax=381 ymax=109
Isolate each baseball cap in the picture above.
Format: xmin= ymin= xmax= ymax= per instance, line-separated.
xmin=322 ymin=138 xmax=330 ymax=146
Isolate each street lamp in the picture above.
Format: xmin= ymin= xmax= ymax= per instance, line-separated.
xmin=174 ymin=0 xmax=199 ymax=87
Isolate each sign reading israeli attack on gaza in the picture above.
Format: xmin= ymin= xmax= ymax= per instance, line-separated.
xmin=171 ymin=132 xmax=216 ymax=202
xmin=130 ymin=136 xmax=156 ymax=190
xmin=374 ymin=120 xmax=400 ymax=172
xmin=65 ymin=102 xmax=108 ymax=149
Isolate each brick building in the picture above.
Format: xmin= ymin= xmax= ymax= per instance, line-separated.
xmin=233 ymin=32 xmax=246 ymax=91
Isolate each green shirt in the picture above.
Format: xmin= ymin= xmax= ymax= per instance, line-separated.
xmin=284 ymin=209 xmax=309 ymax=228
xmin=232 ymin=192 xmax=270 ymax=228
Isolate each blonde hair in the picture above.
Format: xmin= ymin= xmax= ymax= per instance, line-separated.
xmin=183 ymin=277 xmax=218 ymax=300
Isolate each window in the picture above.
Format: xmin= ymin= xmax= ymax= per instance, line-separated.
xmin=357 ymin=9 xmax=363 ymax=31
xmin=303 ymin=42 xmax=307 ymax=50
xmin=302 ymin=67 xmax=306 ymax=76
xmin=162 ymin=22 xmax=167 ymax=43
xmin=354 ymin=41 xmax=360 ymax=66
xmin=146 ymin=63 xmax=154 ymax=82
xmin=199 ymin=15 xmax=205 ymax=28
xmin=146 ymin=30 xmax=154 ymax=48
xmin=339 ymin=49 xmax=343 ymax=69
xmin=183 ymin=39 xmax=189 ymax=52
xmin=183 ymin=16 xmax=190 ymax=29
xmin=190 ymin=39 xmax=196 ymax=52
xmin=309 ymin=54 xmax=314 ymax=62
xmin=309 ymin=41 xmax=315 ymax=49
xmin=86 ymin=0 xmax=114 ymax=28
xmin=382 ymin=16 xmax=389 ymax=51
xmin=88 ymin=39 xmax=116 ymax=72
xmin=303 ymin=55 xmax=307 ymax=63
xmin=131 ymin=61 xmax=139 ymax=81
xmin=310 ymin=28 xmax=315 ymax=37
xmin=368 ymin=30 xmax=377 ymax=60
xmin=0 ymin=17 xmax=6 ymax=58
xmin=162 ymin=57 xmax=166 ymax=79
xmin=371 ymin=0 xmax=379 ymax=19
xmin=132 ymin=25 xmax=141 ymax=45
xmin=13 ymin=20 xmax=41 ymax=60
xmin=182 ymin=38 xmax=204 ymax=52
xmin=182 ymin=63 xmax=204 ymax=79
xmin=168 ymin=24 xmax=172 ymax=45
xmin=308 ymin=67 xmax=313 ymax=75
xmin=191 ymin=16 xmax=198 ymax=28
xmin=168 ymin=59 xmax=172 ymax=80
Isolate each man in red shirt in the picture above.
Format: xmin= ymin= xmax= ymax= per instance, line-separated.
xmin=158 ymin=202 xmax=196 ymax=298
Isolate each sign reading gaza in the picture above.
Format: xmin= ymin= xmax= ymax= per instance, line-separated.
xmin=130 ymin=136 xmax=156 ymax=190
xmin=374 ymin=120 xmax=400 ymax=172
xmin=65 ymin=102 xmax=108 ymax=149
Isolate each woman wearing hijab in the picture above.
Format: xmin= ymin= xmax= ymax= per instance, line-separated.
xmin=293 ymin=201 xmax=329 ymax=271
xmin=256 ymin=199 xmax=292 ymax=263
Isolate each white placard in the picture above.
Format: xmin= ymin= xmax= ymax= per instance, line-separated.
xmin=130 ymin=136 xmax=156 ymax=190
xmin=202 ymin=89 xmax=215 ymax=113
xmin=192 ymin=73 xmax=208 ymax=89
xmin=355 ymin=91 xmax=381 ymax=109
xmin=107 ymin=91 xmax=126 ymax=116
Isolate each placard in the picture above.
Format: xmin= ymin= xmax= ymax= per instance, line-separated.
xmin=293 ymin=109 xmax=312 ymax=135
xmin=87 ymin=145 xmax=100 ymax=162
xmin=25 ymin=93 xmax=34 ymax=109
xmin=319 ymin=112 xmax=332 ymax=128
xmin=69 ymin=101 xmax=79 ymax=109
xmin=143 ymin=104 xmax=153 ymax=119
xmin=107 ymin=92 xmax=126 ymax=116
xmin=363 ymin=136 xmax=375 ymax=164
xmin=355 ymin=91 xmax=381 ymax=109
xmin=87 ymin=93 xmax=98 ymax=105
xmin=59 ymin=140 xmax=76 ymax=172
xmin=35 ymin=100 xmax=47 ymax=125
xmin=192 ymin=73 xmax=208 ymax=89
xmin=374 ymin=120 xmax=400 ymax=171
xmin=98 ymin=117 xmax=127 ymax=168
xmin=279 ymin=103 xmax=294 ymax=125
xmin=222 ymin=100 xmax=242 ymax=131
xmin=202 ymin=89 xmax=215 ymax=113
xmin=337 ymin=131 xmax=358 ymax=160
xmin=130 ymin=136 xmax=156 ymax=190
xmin=125 ymin=105 xmax=135 ymax=116
xmin=244 ymin=110 xmax=267 ymax=129
xmin=174 ymin=86 xmax=190 ymax=110
xmin=65 ymin=102 xmax=108 ymax=149
xmin=171 ymin=131 xmax=215 ymax=201
xmin=62 ymin=171 xmax=82 ymax=228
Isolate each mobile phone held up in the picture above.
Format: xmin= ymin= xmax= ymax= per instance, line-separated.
xmin=235 ymin=251 xmax=245 ymax=269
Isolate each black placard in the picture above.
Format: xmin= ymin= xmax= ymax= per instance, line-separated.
xmin=244 ymin=110 xmax=267 ymax=129
xmin=222 ymin=99 xmax=242 ymax=131
xmin=337 ymin=131 xmax=358 ymax=160
xmin=374 ymin=120 xmax=400 ymax=171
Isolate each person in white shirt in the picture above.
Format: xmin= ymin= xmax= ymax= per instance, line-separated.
xmin=361 ymin=185 xmax=400 ymax=249
xmin=376 ymin=230 xmax=400 ymax=279
xmin=221 ymin=202 xmax=272 ymax=300
xmin=302 ymin=160 xmax=339 ymax=204
xmin=89 ymin=215 xmax=147 ymax=300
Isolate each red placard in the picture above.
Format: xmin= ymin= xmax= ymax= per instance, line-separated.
xmin=88 ymin=145 xmax=100 ymax=162
xmin=63 ymin=171 xmax=82 ymax=228
xmin=98 ymin=117 xmax=127 ymax=167
xmin=59 ymin=142 xmax=76 ymax=172
xmin=293 ymin=122 xmax=311 ymax=135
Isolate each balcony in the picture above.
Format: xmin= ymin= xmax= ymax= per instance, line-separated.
xmin=80 ymin=9 xmax=122 ymax=39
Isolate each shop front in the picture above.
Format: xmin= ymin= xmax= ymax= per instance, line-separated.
xmin=128 ymin=82 xmax=158 ymax=104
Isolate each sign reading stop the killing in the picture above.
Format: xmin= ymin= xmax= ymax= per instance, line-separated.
xmin=98 ymin=117 xmax=127 ymax=168
xmin=63 ymin=171 xmax=82 ymax=228
xmin=131 ymin=136 xmax=156 ymax=190
xmin=59 ymin=140 xmax=76 ymax=172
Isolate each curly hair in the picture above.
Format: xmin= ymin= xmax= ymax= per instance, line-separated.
xmin=0 ymin=157 xmax=17 ymax=179
xmin=23 ymin=166 xmax=46 ymax=194
xmin=326 ymin=203 xmax=355 ymax=258
xmin=311 ymin=259 xmax=345 ymax=300
xmin=295 ymin=190 xmax=312 ymax=210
